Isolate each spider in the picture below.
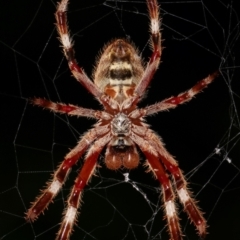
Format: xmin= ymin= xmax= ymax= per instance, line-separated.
xmin=26 ymin=0 xmax=219 ymax=239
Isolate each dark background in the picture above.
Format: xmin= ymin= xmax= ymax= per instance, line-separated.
xmin=0 ymin=0 xmax=240 ymax=240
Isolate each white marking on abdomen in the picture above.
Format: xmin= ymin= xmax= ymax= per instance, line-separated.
xmin=110 ymin=62 xmax=132 ymax=70
xmin=109 ymin=79 xmax=132 ymax=86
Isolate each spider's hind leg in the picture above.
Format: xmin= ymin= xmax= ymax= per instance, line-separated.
xmin=133 ymin=0 xmax=162 ymax=101
xmin=143 ymin=71 xmax=219 ymax=116
xmin=55 ymin=0 xmax=102 ymax=99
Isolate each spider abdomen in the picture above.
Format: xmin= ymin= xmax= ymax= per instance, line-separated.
xmin=94 ymin=39 xmax=144 ymax=102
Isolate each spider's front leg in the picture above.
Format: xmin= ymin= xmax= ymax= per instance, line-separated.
xmin=26 ymin=125 xmax=109 ymax=221
xmin=158 ymin=151 xmax=207 ymax=237
xmin=132 ymin=133 xmax=182 ymax=240
xmin=56 ymin=133 xmax=111 ymax=240
xmin=132 ymin=128 xmax=207 ymax=239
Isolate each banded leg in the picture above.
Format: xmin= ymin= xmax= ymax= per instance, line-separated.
xmin=32 ymin=98 xmax=111 ymax=120
xmin=144 ymin=71 xmax=219 ymax=116
xmin=26 ymin=125 xmax=109 ymax=221
xmin=146 ymin=131 xmax=207 ymax=237
xmin=55 ymin=0 xmax=102 ymax=98
xmin=134 ymin=0 xmax=162 ymax=101
xmin=132 ymin=133 xmax=182 ymax=240
xmin=145 ymin=152 xmax=182 ymax=240
xmin=160 ymin=158 xmax=207 ymax=237
xmin=56 ymin=134 xmax=111 ymax=240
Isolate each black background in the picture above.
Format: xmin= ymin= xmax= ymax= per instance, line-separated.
xmin=0 ymin=0 xmax=240 ymax=240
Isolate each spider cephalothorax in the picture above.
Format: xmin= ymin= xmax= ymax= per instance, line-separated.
xmin=26 ymin=0 xmax=218 ymax=240
xmin=106 ymin=111 xmax=140 ymax=170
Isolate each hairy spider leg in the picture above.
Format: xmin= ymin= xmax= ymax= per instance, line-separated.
xmin=55 ymin=0 xmax=100 ymax=97
xmin=56 ymin=134 xmax=111 ymax=240
xmin=32 ymin=98 xmax=111 ymax=119
xmin=133 ymin=0 xmax=162 ymax=102
xmin=131 ymin=123 xmax=207 ymax=240
xmin=147 ymin=153 xmax=183 ymax=240
xmin=144 ymin=71 xmax=219 ymax=116
xmin=26 ymin=126 xmax=109 ymax=221
xmin=128 ymin=71 xmax=218 ymax=118
xmin=132 ymin=132 xmax=182 ymax=240
xmin=149 ymin=132 xmax=206 ymax=236
xmin=161 ymin=157 xmax=207 ymax=237
xmin=55 ymin=0 xmax=119 ymax=110
xmin=55 ymin=0 xmax=103 ymax=99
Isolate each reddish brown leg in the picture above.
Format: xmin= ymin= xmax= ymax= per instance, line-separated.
xmin=133 ymin=0 xmax=162 ymax=101
xmin=159 ymin=156 xmax=207 ymax=237
xmin=55 ymin=0 xmax=102 ymax=98
xmin=131 ymin=127 xmax=207 ymax=238
xmin=56 ymin=134 xmax=111 ymax=240
xmin=55 ymin=0 xmax=118 ymax=110
xmin=32 ymin=98 xmax=111 ymax=120
xmin=26 ymin=125 xmax=109 ymax=221
xmin=132 ymin=133 xmax=182 ymax=240
xmin=144 ymin=71 xmax=219 ymax=116
xmin=145 ymin=152 xmax=183 ymax=240
xmin=141 ymin=130 xmax=207 ymax=237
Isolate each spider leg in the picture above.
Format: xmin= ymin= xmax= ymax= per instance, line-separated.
xmin=143 ymin=71 xmax=219 ymax=116
xmin=55 ymin=0 xmax=117 ymax=109
xmin=26 ymin=125 xmax=109 ymax=221
xmin=150 ymin=132 xmax=207 ymax=236
xmin=56 ymin=133 xmax=111 ymax=240
xmin=156 ymin=147 xmax=207 ymax=237
xmin=132 ymin=126 xmax=207 ymax=237
xmin=133 ymin=0 xmax=162 ymax=102
xmin=132 ymin=133 xmax=182 ymax=240
xmin=128 ymin=71 xmax=218 ymax=117
xmin=55 ymin=0 xmax=102 ymax=99
xmin=32 ymin=98 xmax=112 ymax=120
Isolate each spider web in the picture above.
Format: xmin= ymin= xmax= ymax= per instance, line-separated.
xmin=0 ymin=0 xmax=240 ymax=240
